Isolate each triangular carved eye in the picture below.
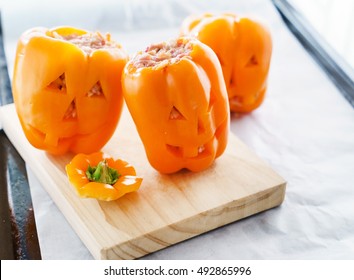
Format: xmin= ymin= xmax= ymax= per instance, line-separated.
xmin=86 ymin=81 xmax=105 ymax=98
xmin=169 ymin=106 xmax=186 ymax=120
xmin=46 ymin=73 xmax=66 ymax=93
xmin=245 ymin=55 xmax=258 ymax=67
xmin=63 ymin=99 xmax=77 ymax=120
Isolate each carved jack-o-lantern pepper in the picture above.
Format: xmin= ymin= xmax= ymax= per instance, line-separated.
xmin=13 ymin=26 xmax=128 ymax=154
xmin=122 ymin=37 xmax=229 ymax=174
xmin=181 ymin=13 xmax=272 ymax=113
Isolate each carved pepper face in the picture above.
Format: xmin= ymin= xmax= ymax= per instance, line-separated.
xmin=122 ymin=37 xmax=229 ymax=173
xmin=181 ymin=13 xmax=273 ymax=113
xmin=13 ymin=26 xmax=128 ymax=154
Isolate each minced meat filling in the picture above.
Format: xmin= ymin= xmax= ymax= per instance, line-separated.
xmin=132 ymin=38 xmax=193 ymax=69
xmin=51 ymin=31 xmax=116 ymax=55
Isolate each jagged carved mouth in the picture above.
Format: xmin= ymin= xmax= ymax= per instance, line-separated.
xmin=164 ymin=117 xmax=227 ymax=159
xmin=166 ymin=139 xmax=213 ymax=159
xmin=28 ymin=124 xmax=93 ymax=147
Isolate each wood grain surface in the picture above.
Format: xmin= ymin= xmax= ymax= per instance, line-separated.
xmin=1 ymin=104 xmax=286 ymax=259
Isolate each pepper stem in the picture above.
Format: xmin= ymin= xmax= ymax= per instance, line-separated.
xmin=86 ymin=160 xmax=120 ymax=185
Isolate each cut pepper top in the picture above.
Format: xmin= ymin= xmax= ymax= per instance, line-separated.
xmin=65 ymin=152 xmax=143 ymax=201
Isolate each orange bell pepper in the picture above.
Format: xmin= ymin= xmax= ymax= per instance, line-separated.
xmin=122 ymin=37 xmax=229 ymax=174
xmin=65 ymin=152 xmax=143 ymax=201
xmin=12 ymin=26 xmax=128 ymax=154
xmin=181 ymin=13 xmax=272 ymax=113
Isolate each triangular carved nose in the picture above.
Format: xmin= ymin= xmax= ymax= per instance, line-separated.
xmin=198 ymin=118 xmax=205 ymax=135
xmin=63 ymin=99 xmax=77 ymax=120
xmin=169 ymin=106 xmax=186 ymax=120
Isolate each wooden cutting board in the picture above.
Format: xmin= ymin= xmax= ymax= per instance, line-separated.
xmin=0 ymin=104 xmax=286 ymax=259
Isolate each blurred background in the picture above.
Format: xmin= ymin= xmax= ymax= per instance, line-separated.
xmin=288 ymin=0 xmax=354 ymax=71
xmin=2 ymin=0 xmax=353 ymax=97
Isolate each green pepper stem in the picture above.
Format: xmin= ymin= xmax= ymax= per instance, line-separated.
xmin=86 ymin=160 xmax=120 ymax=185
